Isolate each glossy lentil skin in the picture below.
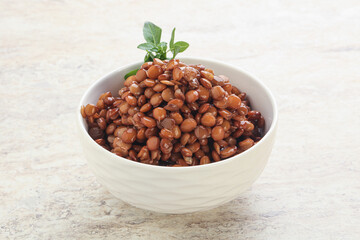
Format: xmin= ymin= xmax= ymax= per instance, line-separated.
xmin=81 ymin=58 xmax=265 ymax=166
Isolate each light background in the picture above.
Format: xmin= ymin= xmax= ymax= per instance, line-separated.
xmin=1 ymin=0 xmax=359 ymax=239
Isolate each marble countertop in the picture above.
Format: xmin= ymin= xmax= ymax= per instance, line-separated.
xmin=1 ymin=0 xmax=359 ymax=239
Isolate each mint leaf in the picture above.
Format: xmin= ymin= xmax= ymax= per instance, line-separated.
xmin=124 ymin=69 xmax=139 ymax=80
xmin=173 ymin=41 xmax=189 ymax=53
xmin=157 ymin=42 xmax=167 ymax=54
xmin=171 ymin=41 xmax=189 ymax=58
xmin=138 ymin=22 xmax=189 ymax=61
xmin=144 ymin=53 xmax=152 ymax=62
xmin=144 ymin=51 xmax=155 ymax=62
xmin=137 ymin=42 xmax=157 ymax=51
xmin=170 ymin=28 xmax=175 ymax=49
xmin=143 ymin=22 xmax=162 ymax=44
xmin=172 ymin=45 xmax=181 ymax=58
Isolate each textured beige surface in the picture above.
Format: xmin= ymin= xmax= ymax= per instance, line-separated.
xmin=1 ymin=0 xmax=360 ymax=239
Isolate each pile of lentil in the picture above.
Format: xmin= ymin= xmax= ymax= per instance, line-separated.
xmin=81 ymin=58 xmax=265 ymax=166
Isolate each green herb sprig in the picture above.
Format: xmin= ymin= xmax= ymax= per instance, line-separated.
xmin=124 ymin=21 xmax=189 ymax=80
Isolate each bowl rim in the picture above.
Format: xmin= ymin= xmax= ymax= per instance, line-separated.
xmin=77 ymin=56 xmax=278 ymax=171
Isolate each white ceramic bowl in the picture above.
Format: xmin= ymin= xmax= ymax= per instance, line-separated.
xmin=77 ymin=57 xmax=278 ymax=214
